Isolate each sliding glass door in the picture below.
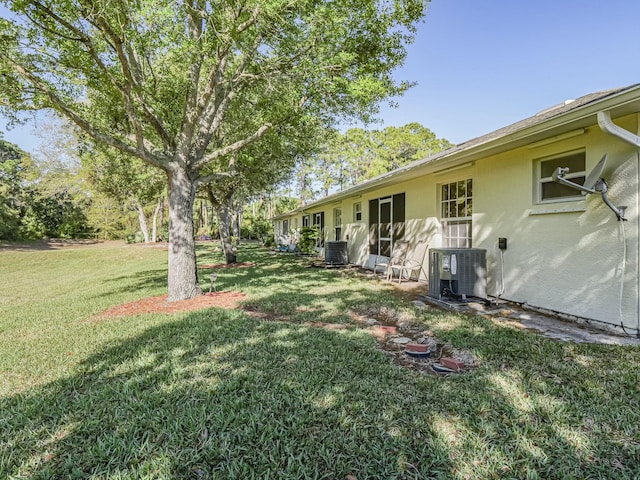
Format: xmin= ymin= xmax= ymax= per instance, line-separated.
xmin=369 ymin=193 xmax=405 ymax=257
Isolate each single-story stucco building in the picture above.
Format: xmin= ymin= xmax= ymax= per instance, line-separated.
xmin=273 ymin=84 xmax=640 ymax=336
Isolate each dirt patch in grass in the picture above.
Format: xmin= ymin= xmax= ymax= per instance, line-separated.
xmin=92 ymin=291 xmax=247 ymax=320
xmin=198 ymin=262 xmax=255 ymax=269
xmin=93 ymin=287 xmax=479 ymax=376
xmin=241 ymin=307 xmax=278 ymax=322
xmin=349 ymin=306 xmax=479 ymax=376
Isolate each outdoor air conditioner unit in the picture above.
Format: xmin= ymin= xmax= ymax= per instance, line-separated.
xmin=428 ymin=248 xmax=487 ymax=300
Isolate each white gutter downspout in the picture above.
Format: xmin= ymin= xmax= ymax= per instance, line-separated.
xmin=597 ymin=110 xmax=640 ymax=337
xmin=597 ymin=110 xmax=640 ymax=147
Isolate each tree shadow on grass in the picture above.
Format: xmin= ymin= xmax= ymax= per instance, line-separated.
xmin=2 ymin=300 xmax=639 ymax=478
xmin=96 ymin=244 xmax=328 ymax=298
xmin=0 ymin=239 xmax=103 ymax=252
xmin=0 ymin=309 xmax=453 ymax=479
xmin=102 ymin=268 xmax=169 ymax=293
xmin=8 ymin=244 xmax=635 ymax=478
xmin=227 ymin=284 xmax=640 ymax=478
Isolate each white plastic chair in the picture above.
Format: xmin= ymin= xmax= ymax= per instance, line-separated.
xmin=389 ymin=241 xmax=428 ymax=284
xmin=374 ymin=241 xmax=409 ymax=281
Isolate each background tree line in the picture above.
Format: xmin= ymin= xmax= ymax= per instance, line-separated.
xmin=0 ymin=120 xmax=451 ymax=243
xmin=287 ymin=122 xmax=452 ymax=204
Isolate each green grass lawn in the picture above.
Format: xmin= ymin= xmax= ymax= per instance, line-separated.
xmin=1 ymin=242 xmax=639 ymax=479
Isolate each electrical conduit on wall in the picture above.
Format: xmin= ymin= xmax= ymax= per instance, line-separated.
xmin=597 ymin=110 xmax=640 ymax=336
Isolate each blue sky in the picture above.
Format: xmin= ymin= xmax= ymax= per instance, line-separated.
xmin=3 ymin=0 xmax=640 ymax=151
xmin=373 ymin=0 xmax=640 ymax=143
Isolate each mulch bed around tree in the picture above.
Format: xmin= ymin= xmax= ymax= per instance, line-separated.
xmin=92 ymin=291 xmax=247 ymax=320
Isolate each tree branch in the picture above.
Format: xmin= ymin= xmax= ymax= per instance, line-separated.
xmin=122 ymin=42 xmax=174 ymax=148
xmin=194 ymin=123 xmax=272 ymax=170
xmin=190 ymin=2 xmax=265 ymax=161
xmin=176 ymin=0 xmax=206 ymax=161
xmin=0 ymin=53 xmax=169 ymax=169
xmin=29 ymin=0 xmax=175 ymax=150
xmin=87 ymin=15 xmax=148 ymax=154
xmin=236 ymin=4 xmax=260 ymax=33
xmin=22 ymin=8 xmax=82 ymax=42
xmin=192 ymin=30 xmax=263 ymax=161
xmin=194 ymin=42 xmax=229 ymax=130
xmin=27 ymin=1 xmax=118 ymax=82
xmin=194 ymin=171 xmax=234 ymax=189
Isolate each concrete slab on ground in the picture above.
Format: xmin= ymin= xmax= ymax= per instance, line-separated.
xmin=417 ymin=295 xmax=640 ymax=346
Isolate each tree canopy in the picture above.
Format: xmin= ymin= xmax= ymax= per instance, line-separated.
xmin=0 ymin=0 xmax=429 ymax=300
xmin=289 ymin=122 xmax=452 ymax=201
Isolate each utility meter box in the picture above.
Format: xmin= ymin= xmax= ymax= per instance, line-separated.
xmin=429 ymin=248 xmax=487 ymax=299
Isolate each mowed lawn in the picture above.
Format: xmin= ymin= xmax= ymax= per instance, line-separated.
xmin=1 ymin=242 xmax=639 ymax=479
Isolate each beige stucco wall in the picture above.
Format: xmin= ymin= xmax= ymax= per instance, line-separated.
xmin=275 ymin=114 xmax=640 ymax=331
xmin=473 ymin=116 xmax=638 ymax=332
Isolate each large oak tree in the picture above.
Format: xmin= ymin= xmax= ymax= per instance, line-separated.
xmin=0 ymin=0 xmax=427 ymax=300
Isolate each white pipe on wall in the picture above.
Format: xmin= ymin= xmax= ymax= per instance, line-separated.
xmin=597 ymin=111 xmax=640 ymax=147
xmin=597 ymin=110 xmax=640 ymax=336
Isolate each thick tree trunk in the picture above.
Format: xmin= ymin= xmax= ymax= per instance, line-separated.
xmin=151 ymin=196 xmax=162 ymax=243
xmin=167 ymin=168 xmax=201 ymax=301
xmin=204 ymin=200 xmax=211 ymax=232
xmin=232 ymin=198 xmax=241 ymax=241
xmin=197 ymin=200 xmax=204 ymax=231
xmin=134 ymin=200 xmax=151 ymax=243
xmin=216 ymin=201 xmax=237 ymax=264
xmin=159 ymin=195 xmax=165 ymax=230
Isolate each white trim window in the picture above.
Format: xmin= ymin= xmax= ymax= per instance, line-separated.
xmin=536 ymin=151 xmax=586 ymax=203
xmin=441 ymin=179 xmax=472 ymax=248
xmin=313 ymin=212 xmax=324 ymax=247
xmin=334 ymin=208 xmax=342 ymax=240
xmin=353 ymin=202 xmax=362 ymax=222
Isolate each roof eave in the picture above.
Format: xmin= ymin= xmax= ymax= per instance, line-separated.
xmin=271 ymin=85 xmax=640 ymax=220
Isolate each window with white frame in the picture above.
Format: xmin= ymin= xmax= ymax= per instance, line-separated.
xmin=334 ymin=208 xmax=342 ymax=240
xmin=313 ymin=212 xmax=324 ymax=247
xmin=302 ymin=214 xmax=310 ymax=227
xmin=441 ymin=179 xmax=472 ymax=248
xmin=353 ymin=202 xmax=362 ymax=222
xmin=536 ymin=151 xmax=586 ymax=203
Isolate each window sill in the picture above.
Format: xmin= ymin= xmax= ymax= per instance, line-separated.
xmin=528 ymin=203 xmax=586 ymax=216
